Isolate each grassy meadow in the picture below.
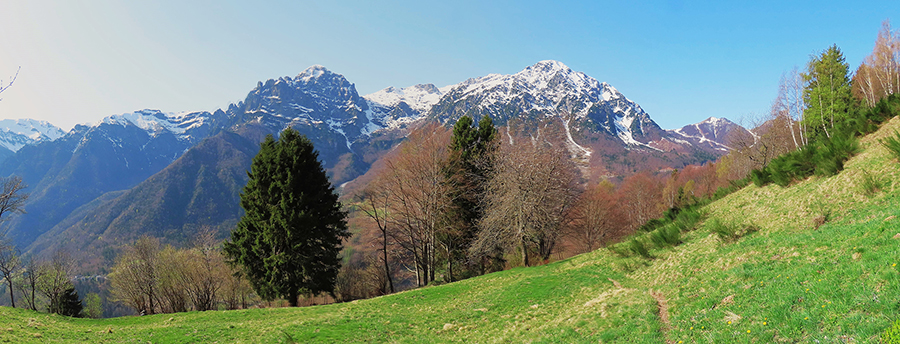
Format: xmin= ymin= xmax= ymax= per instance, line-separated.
xmin=3 ymin=117 xmax=900 ymax=343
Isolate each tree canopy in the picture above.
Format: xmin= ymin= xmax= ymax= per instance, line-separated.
xmin=224 ymin=128 xmax=349 ymax=307
xmin=803 ymin=44 xmax=853 ymax=139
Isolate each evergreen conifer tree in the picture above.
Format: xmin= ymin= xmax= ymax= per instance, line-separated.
xmin=50 ymin=286 xmax=83 ymax=317
xmin=224 ymin=128 xmax=349 ymax=307
xmin=803 ymin=45 xmax=853 ymax=139
xmin=444 ymin=115 xmax=497 ymax=278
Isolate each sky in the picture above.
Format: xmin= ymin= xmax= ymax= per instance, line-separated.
xmin=0 ymin=1 xmax=898 ymax=131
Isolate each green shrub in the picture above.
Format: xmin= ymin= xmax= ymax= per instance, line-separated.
xmin=608 ymin=237 xmax=653 ymax=259
xmin=673 ymin=206 xmax=705 ymax=232
xmin=814 ymin=133 xmax=859 ymax=176
xmin=881 ymin=130 xmax=900 ymax=162
xmin=649 ymin=225 xmax=681 ymax=249
xmin=629 ymin=238 xmax=652 ymax=259
xmin=708 ymin=219 xmax=737 ymax=242
xmin=883 ymin=319 xmax=900 ymax=344
xmin=750 ymin=168 xmax=771 ymax=187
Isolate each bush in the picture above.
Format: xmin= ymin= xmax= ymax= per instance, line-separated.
xmin=750 ymin=168 xmax=771 ymax=187
xmin=649 ymin=225 xmax=681 ymax=249
xmin=609 ymin=238 xmax=654 ymax=259
xmin=629 ymin=238 xmax=652 ymax=259
xmin=673 ymin=206 xmax=705 ymax=232
xmin=814 ymin=133 xmax=859 ymax=176
xmin=881 ymin=130 xmax=900 ymax=162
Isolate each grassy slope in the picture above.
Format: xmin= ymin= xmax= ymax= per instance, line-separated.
xmin=3 ymin=118 xmax=900 ymax=343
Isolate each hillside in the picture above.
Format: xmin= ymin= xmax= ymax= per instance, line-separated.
xmin=1 ymin=115 xmax=898 ymax=342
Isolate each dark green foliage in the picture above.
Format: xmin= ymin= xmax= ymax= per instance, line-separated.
xmin=224 ymin=128 xmax=349 ymax=307
xmin=813 ymin=132 xmax=859 ymax=176
xmin=649 ymin=225 xmax=681 ymax=248
xmin=881 ymin=130 xmax=900 ymax=162
xmin=444 ymin=115 xmax=498 ymax=279
xmin=628 ymin=238 xmax=652 ymax=259
xmin=49 ymin=286 xmax=83 ymax=317
xmin=750 ymin=168 xmax=771 ymax=187
xmin=802 ymin=45 xmax=853 ymax=140
xmin=672 ymin=206 xmax=705 ymax=232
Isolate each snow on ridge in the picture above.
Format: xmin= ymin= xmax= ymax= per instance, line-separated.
xmin=298 ymin=65 xmax=329 ymax=82
xmin=0 ymin=118 xmax=67 ymax=152
xmin=96 ymin=109 xmax=209 ymax=138
xmin=363 ymin=83 xmax=446 ymax=114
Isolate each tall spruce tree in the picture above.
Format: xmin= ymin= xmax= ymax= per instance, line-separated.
xmin=803 ymin=44 xmax=853 ymax=140
xmin=224 ymin=128 xmax=349 ymax=307
xmin=444 ymin=115 xmax=497 ymax=279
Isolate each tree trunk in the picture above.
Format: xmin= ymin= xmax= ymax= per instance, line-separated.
xmin=382 ymin=233 xmax=394 ymax=294
xmin=4 ymin=277 xmax=14 ymax=308
xmin=288 ymin=290 xmax=298 ymax=307
xmin=521 ymin=238 xmax=530 ymax=267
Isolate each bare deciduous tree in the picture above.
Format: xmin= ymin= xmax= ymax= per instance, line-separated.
xmin=0 ymin=67 xmax=19 ymax=101
xmin=0 ymin=176 xmax=28 ymax=308
xmin=376 ymin=123 xmax=452 ymax=286
xmin=565 ymin=179 xmax=621 ymax=254
xmin=474 ymin=135 xmax=579 ymax=266
xmin=38 ymin=250 xmax=75 ymax=314
xmin=357 ymin=185 xmax=395 ymax=294
xmin=109 ymin=236 xmax=160 ymax=315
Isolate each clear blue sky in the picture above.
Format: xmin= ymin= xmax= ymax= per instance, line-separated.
xmin=0 ymin=1 xmax=897 ymax=130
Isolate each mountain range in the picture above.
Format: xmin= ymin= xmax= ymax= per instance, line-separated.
xmin=0 ymin=61 xmax=748 ymax=271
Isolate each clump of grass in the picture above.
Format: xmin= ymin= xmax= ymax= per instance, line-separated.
xmin=608 ymin=238 xmax=653 ymax=259
xmin=883 ymin=319 xmax=900 ymax=344
xmin=812 ymin=210 xmax=831 ymax=230
xmin=881 ymin=130 xmax=900 ymax=162
xmin=708 ymin=219 xmax=759 ymax=243
xmin=859 ymin=169 xmax=882 ymax=197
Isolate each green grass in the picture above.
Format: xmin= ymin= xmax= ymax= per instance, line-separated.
xmin=4 ymin=116 xmax=900 ymax=343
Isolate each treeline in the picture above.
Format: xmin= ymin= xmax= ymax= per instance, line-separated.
xmin=108 ymin=229 xmax=254 ymax=315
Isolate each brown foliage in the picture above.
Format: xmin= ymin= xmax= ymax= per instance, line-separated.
xmin=373 ymin=123 xmax=452 ymax=286
xmin=565 ymin=180 xmax=624 ymax=253
xmin=474 ymin=135 xmax=580 ymax=266
xmin=853 ymin=20 xmax=900 ymax=107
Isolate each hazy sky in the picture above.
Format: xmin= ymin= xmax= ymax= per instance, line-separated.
xmin=0 ymin=1 xmax=897 ymax=130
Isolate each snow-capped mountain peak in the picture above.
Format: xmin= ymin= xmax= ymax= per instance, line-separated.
xmin=298 ymin=64 xmax=330 ymax=81
xmin=0 ymin=118 xmax=66 ymax=152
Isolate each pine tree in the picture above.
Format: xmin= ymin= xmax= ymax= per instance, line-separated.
xmin=444 ymin=116 xmax=497 ymax=279
xmin=803 ymin=45 xmax=853 ymax=140
xmin=50 ymin=286 xmax=83 ymax=317
xmin=224 ymin=128 xmax=349 ymax=307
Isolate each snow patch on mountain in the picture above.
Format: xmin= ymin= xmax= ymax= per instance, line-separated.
xmin=364 ymin=83 xmax=450 ymax=131
xmin=97 ymin=109 xmax=209 ymax=140
xmin=0 ymin=119 xmax=66 ymax=152
xmin=667 ymin=116 xmax=739 ymax=151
